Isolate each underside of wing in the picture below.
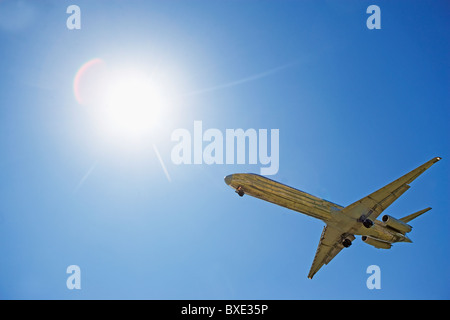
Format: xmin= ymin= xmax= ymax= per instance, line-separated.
xmin=308 ymin=225 xmax=355 ymax=279
xmin=340 ymin=157 xmax=441 ymax=221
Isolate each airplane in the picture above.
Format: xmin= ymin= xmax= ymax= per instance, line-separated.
xmin=224 ymin=157 xmax=441 ymax=279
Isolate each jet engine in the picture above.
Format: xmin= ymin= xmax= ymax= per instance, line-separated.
xmin=381 ymin=215 xmax=412 ymax=234
xmin=361 ymin=236 xmax=392 ymax=249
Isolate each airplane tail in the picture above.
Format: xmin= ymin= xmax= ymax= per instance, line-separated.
xmin=399 ymin=207 xmax=432 ymax=223
xmin=381 ymin=207 xmax=432 ymax=241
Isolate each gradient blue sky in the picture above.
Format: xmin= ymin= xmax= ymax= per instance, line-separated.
xmin=0 ymin=0 xmax=448 ymax=299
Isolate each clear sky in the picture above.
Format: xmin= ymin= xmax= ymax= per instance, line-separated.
xmin=0 ymin=0 xmax=448 ymax=299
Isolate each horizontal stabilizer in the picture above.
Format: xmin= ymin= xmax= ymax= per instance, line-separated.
xmin=400 ymin=207 xmax=432 ymax=223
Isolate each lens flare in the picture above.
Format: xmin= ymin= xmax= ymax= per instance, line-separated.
xmin=73 ymin=58 xmax=107 ymax=105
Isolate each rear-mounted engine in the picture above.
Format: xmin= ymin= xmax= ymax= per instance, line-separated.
xmin=382 ymin=215 xmax=412 ymax=234
xmin=362 ymin=236 xmax=392 ymax=249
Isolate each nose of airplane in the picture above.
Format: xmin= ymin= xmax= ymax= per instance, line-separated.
xmin=224 ymin=174 xmax=233 ymax=185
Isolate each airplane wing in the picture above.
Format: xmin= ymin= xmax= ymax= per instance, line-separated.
xmin=340 ymin=157 xmax=441 ymax=221
xmin=308 ymin=225 xmax=355 ymax=279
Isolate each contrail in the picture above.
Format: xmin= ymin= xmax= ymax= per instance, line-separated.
xmin=73 ymin=161 xmax=98 ymax=194
xmin=153 ymin=143 xmax=171 ymax=182
xmin=185 ymin=61 xmax=298 ymax=97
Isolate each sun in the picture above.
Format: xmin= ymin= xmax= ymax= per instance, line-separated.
xmin=74 ymin=59 xmax=167 ymax=139
xmin=102 ymin=68 xmax=164 ymax=136
xmin=73 ymin=58 xmax=178 ymax=182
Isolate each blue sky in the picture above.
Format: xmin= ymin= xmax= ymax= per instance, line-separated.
xmin=0 ymin=0 xmax=448 ymax=299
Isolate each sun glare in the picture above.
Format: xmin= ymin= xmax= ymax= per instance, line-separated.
xmin=102 ymin=69 xmax=163 ymax=136
xmin=74 ymin=59 xmax=168 ymax=140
